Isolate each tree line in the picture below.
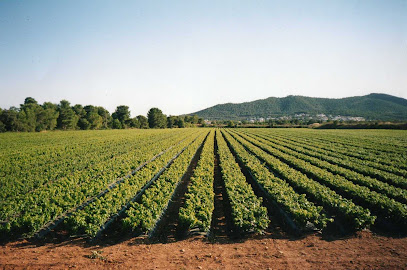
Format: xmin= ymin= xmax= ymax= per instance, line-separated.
xmin=0 ymin=97 xmax=203 ymax=132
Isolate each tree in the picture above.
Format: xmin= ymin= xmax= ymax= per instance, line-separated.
xmin=167 ymin=116 xmax=178 ymax=128
xmin=78 ymin=118 xmax=91 ymax=130
xmin=0 ymin=109 xmax=4 ymax=132
xmin=227 ymin=120 xmax=236 ymax=128
xmin=84 ymin=105 xmax=103 ymax=129
xmin=176 ymin=117 xmax=185 ymax=128
xmin=0 ymin=120 xmax=5 ymax=132
xmin=24 ymin=97 xmax=38 ymax=105
xmin=41 ymin=102 xmax=59 ymax=130
xmin=191 ymin=115 xmax=199 ymax=124
xmin=112 ymin=119 xmax=122 ymax=129
xmin=184 ymin=115 xmax=192 ymax=123
xmin=97 ymin=107 xmax=111 ymax=129
xmin=19 ymin=97 xmax=43 ymax=131
xmin=127 ymin=118 xmax=140 ymax=128
xmin=147 ymin=108 xmax=166 ymax=128
xmin=57 ymin=100 xmax=78 ymax=130
xmin=73 ymin=104 xmax=85 ymax=118
xmin=112 ymin=105 xmax=130 ymax=128
xmin=0 ymin=107 xmax=19 ymax=131
xmin=137 ymin=115 xmax=148 ymax=129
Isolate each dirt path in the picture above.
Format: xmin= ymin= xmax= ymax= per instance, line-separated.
xmin=1 ymin=231 xmax=406 ymax=269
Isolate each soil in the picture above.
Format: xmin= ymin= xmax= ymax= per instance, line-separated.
xmin=1 ymin=231 xmax=406 ymax=269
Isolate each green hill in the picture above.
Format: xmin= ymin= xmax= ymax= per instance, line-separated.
xmin=190 ymin=93 xmax=407 ymax=121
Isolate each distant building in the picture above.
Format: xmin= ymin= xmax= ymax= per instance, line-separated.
xmin=204 ymin=119 xmax=212 ymax=125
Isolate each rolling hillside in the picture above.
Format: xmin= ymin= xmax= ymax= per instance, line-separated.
xmin=190 ymin=93 xmax=407 ymax=121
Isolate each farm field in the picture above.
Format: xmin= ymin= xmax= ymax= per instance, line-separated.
xmin=1 ymin=128 xmax=407 ymax=269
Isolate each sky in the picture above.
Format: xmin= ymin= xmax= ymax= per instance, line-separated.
xmin=0 ymin=0 xmax=406 ymax=117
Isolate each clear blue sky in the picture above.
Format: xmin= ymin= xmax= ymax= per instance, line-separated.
xmin=0 ymin=0 xmax=406 ymax=116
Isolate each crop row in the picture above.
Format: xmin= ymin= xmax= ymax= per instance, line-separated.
xmin=272 ymin=129 xmax=407 ymax=165
xmin=230 ymin=130 xmax=407 ymax=228
xmin=1 ymin=130 xmax=186 ymax=201
xmin=179 ymin=130 xmax=216 ymax=232
xmin=0 ymin=130 xmax=190 ymax=222
xmin=240 ymin=130 xmax=407 ymax=203
xmin=64 ymin=130 xmax=205 ymax=237
xmin=220 ymin=130 xmax=329 ymax=230
xmin=267 ymin=131 xmax=407 ymax=176
xmin=251 ymin=129 xmax=407 ymax=180
xmin=225 ymin=130 xmax=375 ymax=230
xmin=0 ymin=129 xmax=200 ymax=236
xmin=122 ymin=131 xmax=208 ymax=233
xmin=216 ymin=130 xmax=269 ymax=233
xmin=298 ymin=129 xmax=407 ymax=155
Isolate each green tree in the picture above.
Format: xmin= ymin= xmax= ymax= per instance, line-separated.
xmin=227 ymin=120 xmax=236 ymax=128
xmin=20 ymin=97 xmax=43 ymax=131
xmin=127 ymin=117 xmax=140 ymax=128
xmin=84 ymin=105 xmax=103 ymax=129
xmin=167 ymin=116 xmax=178 ymax=128
xmin=176 ymin=117 xmax=185 ymax=128
xmin=112 ymin=105 xmax=130 ymax=128
xmin=0 ymin=109 xmax=4 ymax=132
xmin=57 ymin=100 xmax=78 ymax=130
xmin=191 ymin=115 xmax=199 ymax=124
xmin=0 ymin=107 xmax=19 ymax=131
xmin=41 ymin=102 xmax=59 ymax=130
xmin=147 ymin=108 xmax=166 ymax=128
xmin=0 ymin=120 xmax=5 ymax=132
xmin=112 ymin=119 xmax=122 ymax=129
xmin=184 ymin=115 xmax=192 ymax=123
xmin=73 ymin=104 xmax=85 ymax=118
xmin=78 ymin=118 xmax=91 ymax=130
xmin=137 ymin=115 xmax=148 ymax=129
xmin=97 ymin=107 xmax=111 ymax=129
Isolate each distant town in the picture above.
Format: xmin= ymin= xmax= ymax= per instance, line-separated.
xmin=202 ymin=114 xmax=366 ymax=126
xmin=246 ymin=113 xmax=365 ymax=123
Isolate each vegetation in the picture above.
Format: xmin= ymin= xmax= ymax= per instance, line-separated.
xmin=178 ymin=130 xmax=216 ymax=232
xmin=191 ymin=93 xmax=407 ymax=121
xmin=216 ymin=130 xmax=270 ymax=233
xmin=122 ymin=131 xmax=208 ymax=233
xmin=0 ymin=97 xmax=203 ymax=132
xmin=1 ymin=128 xmax=406 ymax=239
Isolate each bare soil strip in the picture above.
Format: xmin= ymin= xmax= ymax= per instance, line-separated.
xmin=2 ymin=231 xmax=406 ymax=269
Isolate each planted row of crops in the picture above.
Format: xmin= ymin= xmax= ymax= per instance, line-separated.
xmin=0 ymin=129 xmax=201 ymax=236
xmin=290 ymin=129 xmax=407 ymax=156
xmin=1 ymin=127 xmax=405 ymax=240
xmin=215 ymin=130 xmax=269 ymax=233
xmin=0 ymin=129 xmax=188 ymax=200
xmin=225 ymin=130 xmax=375 ymax=229
xmin=248 ymin=129 xmax=407 ymax=183
xmin=228 ymin=129 xmax=407 ymax=229
xmin=178 ymin=130 xmax=216 ymax=232
xmin=239 ymin=130 xmax=407 ymax=203
xmin=122 ymin=130 xmax=208 ymax=234
xmin=264 ymin=129 xmax=407 ymax=169
xmin=220 ymin=130 xmax=329 ymax=230
xmin=63 ymin=130 xmax=205 ymax=237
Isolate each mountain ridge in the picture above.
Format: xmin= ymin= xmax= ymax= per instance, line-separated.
xmin=190 ymin=93 xmax=407 ymax=121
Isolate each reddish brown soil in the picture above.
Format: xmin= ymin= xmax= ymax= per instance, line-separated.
xmin=1 ymin=231 xmax=406 ymax=269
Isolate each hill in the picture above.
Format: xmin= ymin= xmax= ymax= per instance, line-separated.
xmin=190 ymin=93 xmax=407 ymax=121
